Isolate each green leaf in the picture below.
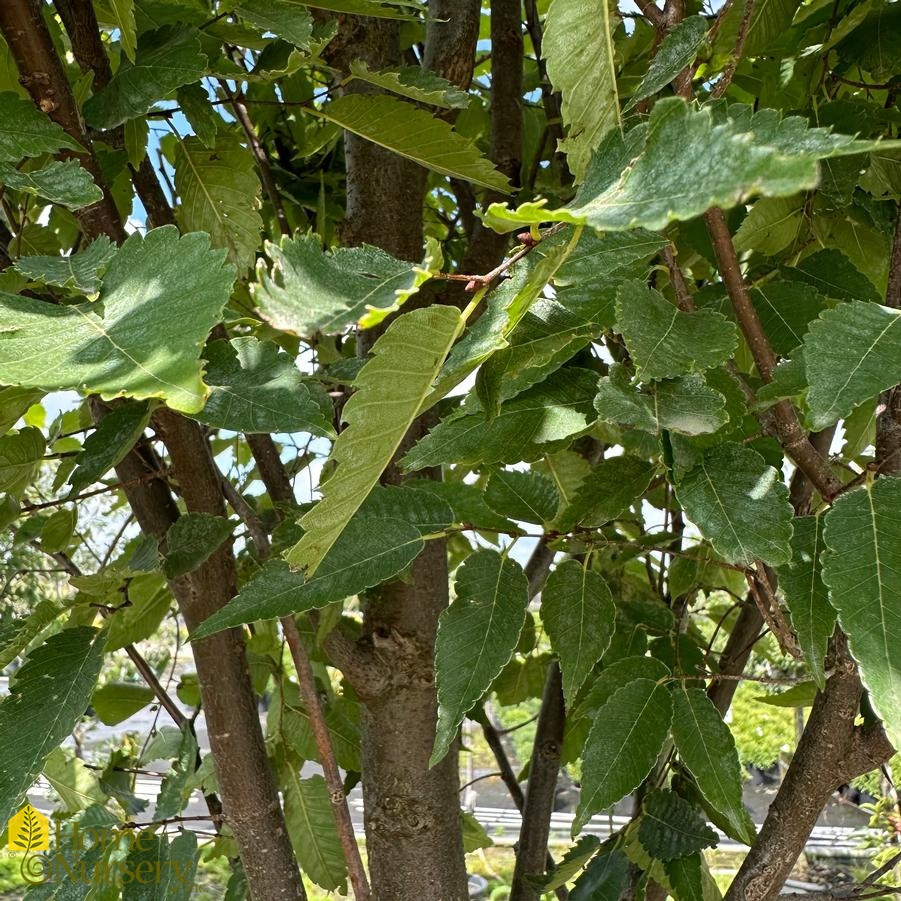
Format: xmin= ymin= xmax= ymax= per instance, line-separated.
xmin=281 ymin=769 xmax=347 ymax=892
xmin=12 ymin=237 xmax=116 ymax=294
xmin=733 ymin=196 xmax=804 ymax=257
xmin=233 ymin=0 xmax=313 ymax=48
xmin=0 ymin=227 xmax=234 ymax=413
xmin=403 ymin=367 xmax=598 ymax=470
xmin=192 ymin=338 xmax=334 ymax=436
xmin=664 ymin=854 xmax=708 ymax=901
xmin=91 ymin=682 xmax=156 ymax=725
xmin=630 ymin=16 xmax=708 ymax=106
xmin=83 ymin=27 xmax=206 ymax=129
xmin=750 ymin=281 xmax=825 ymax=356
xmin=106 ymin=574 xmax=171 ymax=651
xmin=616 ymin=282 xmax=738 ymax=381
xmin=154 ymin=726 xmax=199 ymax=820
xmin=675 ymin=442 xmax=793 ymax=566
xmin=756 ymin=355 xmax=807 ymax=407
xmin=164 ymin=514 xmax=234 ymax=580
xmin=432 ymin=550 xmax=529 ymax=766
xmin=122 ymin=832 xmax=199 ymax=900
xmin=493 ymin=653 xmax=551 ymax=706
xmin=0 ymin=92 xmax=82 ymax=161
xmin=69 ymin=400 xmax=152 ymax=495
xmin=40 ymin=507 xmax=76 ymax=553
xmin=669 ymin=544 xmax=746 ymax=599
xmin=0 ymin=599 xmax=82 ymax=672
xmin=638 ymin=790 xmax=717 ymax=860
xmin=192 ymin=516 xmax=425 ymax=637
xmin=0 ymin=427 xmax=45 ymax=495
xmin=475 ymin=302 xmax=597 ymax=411
xmin=784 ymin=249 xmax=880 ymax=303
xmin=41 ymin=748 xmax=106 ymax=814
xmin=0 ymin=627 xmax=105 ymax=826
xmin=570 ymin=842 xmax=632 ymax=900
xmin=542 ymin=560 xmax=615 ymax=707
xmin=595 ymin=366 xmax=729 ymax=436
xmin=124 ymin=115 xmax=149 ymax=167
xmin=822 ymin=478 xmax=901 ymax=747
xmin=557 ymin=455 xmax=657 ymax=531
xmin=428 ymin=228 xmax=585 ymax=405
xmin=778 ymin=515 xmax=835 ymax=689
xmin=536 ymin=835 xmax=600 ymax=891
xmin=176 ymin=83 xmax=218 ymax=148
xmin=405 ymin=480 xmax=517 ymax=533
xmin=286 ymin=305 xmax=462 ymax=576
xmin=269 ymin=684 xmax=361 ymax=771
xmin=544 ymin=0 xmax=620 ymax=182
xmin=0 ymin=387 xmax=43 ymax=438
xmin=0 ymin=161 xmax=102 ymax=210
xmin=348 ymin=61 xmax=469 ymax=109
xmin=313 ymin=94 xmax=510 ymax=192
xmin=484 ymin=99 xmax=894 ymax=233
xmin=485 ymin=469 xmax=559 ymax=524
xmin=755 ymin=681 xmax=818 ymax=707
xmin=575 ymin=679 xmax=672 ymax=832
xmin=713 ymin=0 xmax=795 ymax=58
xmin=555 ymin=229 xmax=669 ymax=285
xmin=174 ymin=134 xmax=263 ymax=273
xmin=254 ymin=234 xmax=437 ymax=336
xmin=107 ymin=0 xmax=137 ymax=61
xmin=461 ymin=810 xmax=494 ymax=852
xmin=804 ymin=301 xmax=901 ymax=430
xmin=359 ymin=484 xmax=454 ymax=534
xmin=671 ymin=687 xmax=755 ymax=845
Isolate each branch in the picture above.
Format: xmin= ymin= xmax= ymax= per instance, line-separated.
xmin=219 ymin=76 xmax=291 ymax=237
xmin=711 ymin=0 xmax=755 ymax=98
xmin=522 ymin=0 xmax=570 ymax=183
xmin=509 ymin=662 xmax=568 ymax=901
xmin=54 ymin=0 xmax=176 ymax=229
xmin=246 ymin=433 xmax=295 ymax=506
xmin=876 ymin=210 xmax=901 ymax=475
xmin=704 ymin=207 xmax=843 ymax=500
xmin=0 ymin=0 xmax=124 ymax=242
xmin=724 ymin=638 xmax=893 ymax=901
xmin=473 ymin=707 xmax=567 ymax=901
xmin=524 ymin=537 xmax=556 ymax=597
xmin=633 ymin=0 xmax=667 ymax=27
xmin=435 ymin=222 xmax=568 ymax=290
xmin=422 ymin=0 xmax=481 ymax=92
xmin=451 ymin=0 xmax=523 ymax=278
xmin=281 ymin=617 xmax=371 ymax=901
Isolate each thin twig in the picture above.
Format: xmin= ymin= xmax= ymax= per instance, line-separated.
xmin=281 ymin=617 xmax=371 ymax=901
xmin=459 ymin=771 xmax=504 ymax=793
xmin=19 ymin=475 xmax=163 ymax=512
xmin=435 ymin=222 xmax=568 ymax=290
xmin=121 ymin=814 xmax=225 ymax=829
xmin=219 ymin=74 xmax=291 ymax=237
xmin=712 ymin=0 xmax=755 ymax=98
xmin=662 ymin=245 xmax=694 ymax=311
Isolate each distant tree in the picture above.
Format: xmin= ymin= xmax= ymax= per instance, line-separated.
xmin=0 ymin=1 xmax=899 ymax=900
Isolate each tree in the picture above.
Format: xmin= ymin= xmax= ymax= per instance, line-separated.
xmin=0 ymin=0 xmax=899 ymax=899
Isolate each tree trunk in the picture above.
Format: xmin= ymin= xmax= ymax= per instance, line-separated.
xmin=334 ymin=18 xmax=470 ymax=900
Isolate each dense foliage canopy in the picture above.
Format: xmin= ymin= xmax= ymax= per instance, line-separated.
xmin=0 ymin=0 xmax=899 ymax=899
